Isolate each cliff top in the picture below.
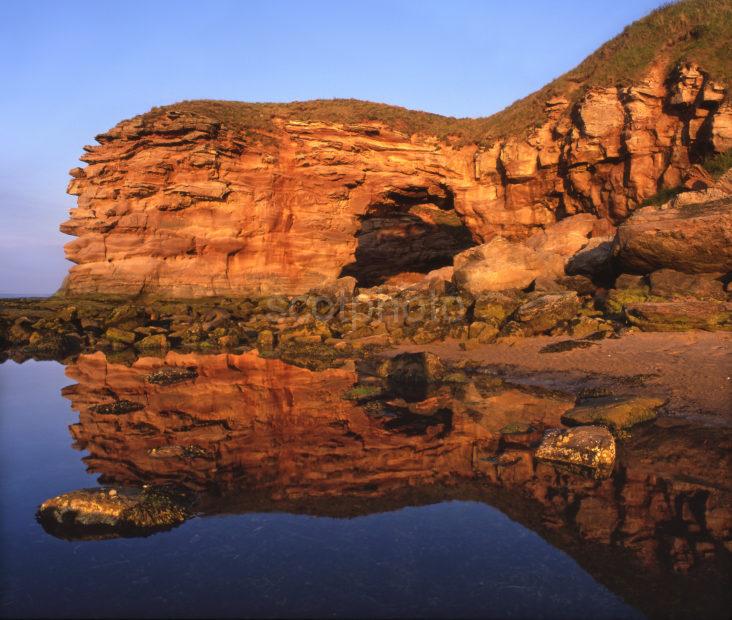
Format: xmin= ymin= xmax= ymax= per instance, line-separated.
xmin=135 ymin=0 xmax=731 ymax=145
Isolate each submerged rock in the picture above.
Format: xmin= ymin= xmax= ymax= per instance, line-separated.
xmin=37 ymin=486 xmax=189 ymax=539
xmin=146 ymin=366 xmax=198 ymax=385
xmin=562 ymin=396 xmax=664 ymax=432
xmin=535 ymin=426 xmax=616 ymax=478
xmin=90 ymin=399 xmax=144 ymax=415
xmin=379 ymin=352 xmax=444 ymax=401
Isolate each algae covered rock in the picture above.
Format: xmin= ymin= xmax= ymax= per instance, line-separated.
xmin=104 ymin=327 xmax=136 ymax=345
xmin=562 ymin=396 xmax=664 ymax=432
xmin=473 ymin=292 xmax=521 ymax=325
xmin=513 ymin=292 xmax=581 ymax=335
xmin=37 ymin=486 xmax=190 ymax=539
xmin=603 ymin=287 xmax=651 ymax=315
xmin=137 ymin=334 xmax=169 ymax=350
xmin=146 ymin=366 xmax=198 ymax=385
xmin=90 ymin=399 xmax=144 ymax=415
xmin=535 ymin=426 xmax=616 ymax=478
xmin=625 ymin=301 xmax=732 ymax=331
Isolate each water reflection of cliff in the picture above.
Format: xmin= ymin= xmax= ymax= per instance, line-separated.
xmin=60 ymin=351 xmax=731 ymax=614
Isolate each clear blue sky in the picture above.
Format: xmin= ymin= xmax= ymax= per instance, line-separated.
xmin=0 ymin=0 xmax=666 ymax=295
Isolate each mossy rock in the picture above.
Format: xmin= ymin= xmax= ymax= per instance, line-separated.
xmin=91 ymin=400 xmax=145 ymax=415
xmin=146 ymin=367 xmax=198 ymax=385
xmin=473 ymin=292 xmax=521 ymax=325
xmin=535 ymin=426 xmax=616 ymax=479
xmin=136 ymin=334 xmax=169 ymax=350
xmin=344 ymin=384 xmax=383 ymax=400
xmin=561 ymin=396 xmax=664 ymax=432
xmin=624 ymin=301 xmax=732 ymax=332
xmin=105 ymin=327 xmax=137 ymax=345
xmin=513 ymin=293 xmax=581 ymax=335
xmin=604 ymin=288 xmax=650 ymax=315
xmin=274 ymin=341 xmax=347 ymax=371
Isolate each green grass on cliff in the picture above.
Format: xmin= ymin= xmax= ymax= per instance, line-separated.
xmin=144 ymin=0 xmax=731 ymax=146
xmin=703 ymin=148 xmax=732 ymax=178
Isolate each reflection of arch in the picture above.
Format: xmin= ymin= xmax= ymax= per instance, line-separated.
xmin=339 ymin=184 xmax=475 ymax=287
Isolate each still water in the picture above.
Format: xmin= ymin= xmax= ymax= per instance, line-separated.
xmin=0 ymin=354 xmax=728 ymax=618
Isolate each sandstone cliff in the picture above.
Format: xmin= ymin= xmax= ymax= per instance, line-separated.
xmin=60 ymin=1 xmax=732 ymax=297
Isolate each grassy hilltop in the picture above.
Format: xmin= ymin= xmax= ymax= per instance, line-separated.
xmin=141 ymin=0 xmax=731 ymax=145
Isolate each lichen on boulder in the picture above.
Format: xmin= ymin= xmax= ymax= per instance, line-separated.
xmin=37 ymin=486 xmax=190 ymax=539
xmin=535 ymin=426 xmax=616 ymax=478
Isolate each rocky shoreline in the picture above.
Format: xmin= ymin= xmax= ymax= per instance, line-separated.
xmin=4 ymin=173 xmax=730 ymax=365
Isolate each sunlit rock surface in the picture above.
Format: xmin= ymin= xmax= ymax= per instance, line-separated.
xmin=60 ymin=63 xmax=732 ymax=297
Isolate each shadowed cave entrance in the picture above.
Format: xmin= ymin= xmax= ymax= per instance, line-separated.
xmin=339 ymin=186 xmax=475 ymax=287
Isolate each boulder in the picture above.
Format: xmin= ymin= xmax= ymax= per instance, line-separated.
xmin=311 ymin=276 xmax=357 ymax=299
xmin=136 ymin=334 xmax=169 ymax=350
xmin=562 ymin=396 xmax=664 ymax=432
xmin=379 ymin=352 xmax=444 ymax=401
xmin=513 ymin=293 xmax=581 ymax=335
xmin=104 ymin=327 xmax=136 ymax=345
xmin=624 ymin=301 xmax=732 ymax=331
xmin=37 ymin=487 xmax=189 ymax=538
xmin=648 ymin=269 xmax=726 ymax=300
xmin=452 ymin=215 xmax=604 ymax=295
xmin=535 ymin=426 xmax=616 ymax=478
xmin=614 ymin=274 xmax=647 ymax=289
xmin=452 ymin=237 xmax=542 ymax=294
xmin=525 ymin=213 xmax=597 ymax=258
xmin=556 ymin=275 xmax=597 ymax=296
xmin=613 ymin=197 xmax=732 ymax=274
xmin=472 ymin=292 xmax=521 ymax=325
xmin=565 ymin=237 xmax=614 ymax=280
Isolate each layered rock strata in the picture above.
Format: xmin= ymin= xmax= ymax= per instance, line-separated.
xmin=61 ymin=63 xmax=731 ymax=297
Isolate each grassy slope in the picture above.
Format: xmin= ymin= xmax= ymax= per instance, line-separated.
xmin=144 ymin=0 xmax=731 ymax=145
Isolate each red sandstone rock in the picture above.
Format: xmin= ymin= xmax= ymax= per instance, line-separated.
xmin=60 ymin=62 xmax=732 ymax=297
xmin=613 ymin=197 xmax=732 ymax=274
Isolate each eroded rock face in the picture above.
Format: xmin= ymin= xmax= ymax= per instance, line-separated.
xmin=61 ymin=62 xmax=731 ymax=297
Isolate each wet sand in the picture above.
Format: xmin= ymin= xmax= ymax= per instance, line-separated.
xmin=393 ymin=331 xmax=732 ymax=421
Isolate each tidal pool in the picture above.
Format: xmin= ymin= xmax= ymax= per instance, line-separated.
xmin=0 ymin=356 xmax=729 ymax=619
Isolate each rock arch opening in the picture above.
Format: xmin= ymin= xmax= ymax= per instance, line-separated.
xmin=339 ymin=185 xmax=475 ymax=287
